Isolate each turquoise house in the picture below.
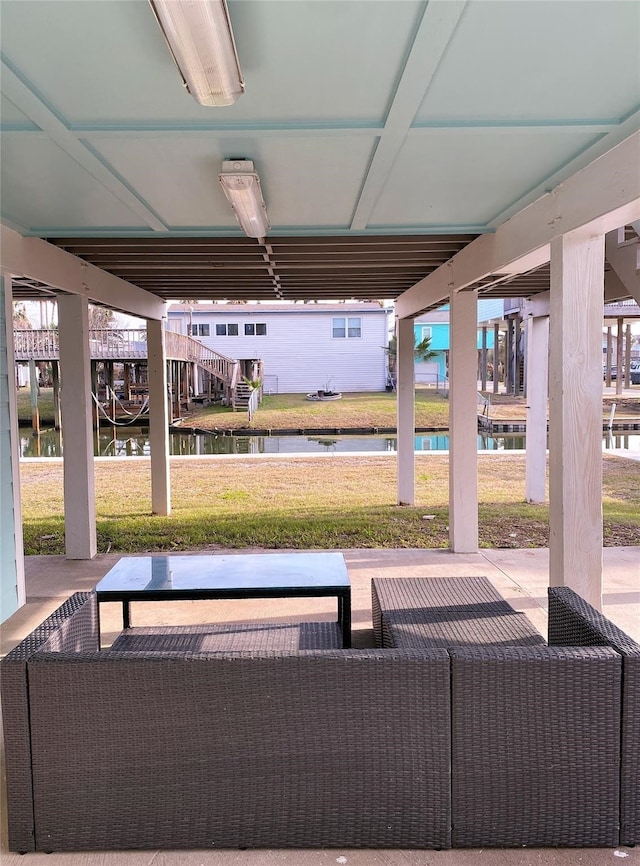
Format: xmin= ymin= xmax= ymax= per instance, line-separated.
xmin=414 ymin=300 xmax=503 ymax=381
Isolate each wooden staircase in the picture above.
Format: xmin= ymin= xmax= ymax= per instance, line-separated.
xmin=13 ymin=327 xmax=267 ymax=416
xmin=164 ymin=330 xmax=240 ymax=397
xmin=232 ymin=381 xmax=253 ymax=411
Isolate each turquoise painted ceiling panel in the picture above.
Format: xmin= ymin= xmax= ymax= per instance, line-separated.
xmin=230 ymin=136 xmax=377 ymax=228
xmin=0 ymin=0 xmax=638 ymax=247
xmin=0 ymin=0 xmax=211 ymax=125
xmin=224 ymin=0 xmax=426 ymax=124
xmin=88 ymin=136 xmax=247 ymax=228
xmin=0 ymin=137 xmax=149 ymax=231
xmin=0 ymin=95 xmax=38 ymax=130
xmin=417 ymin=0 xmax=640 ymax=123
xmin=90 ymin=135 xmax=376 ymax=228
xmin=0 ymin=0 xmax=424 ymax=125
xmin=369 ymin=129 xmax=604 ymax=227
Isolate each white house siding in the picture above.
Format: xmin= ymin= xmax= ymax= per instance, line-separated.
xmin=415 ymin=362 xmax=441 ymax=385
xmin=16 ymin=363 xmax=29 ymax=387
xmin=478 ymin=299 xmax=505 ymax=322
xmin=167 ymin=305 xmax=389 ymax=394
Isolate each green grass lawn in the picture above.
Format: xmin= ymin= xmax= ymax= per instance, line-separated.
xmin=17 ymin=387 xmax=450 ymax=430
xmin=16 ymin=387 xmax=57 ymax=425
xmin=19 ymin=454 xmax=640 ymax=555
xmin=186 ymin=389 xmax=450 ymax=430
xmin=17 ymin=385 xmax=640 ymax=555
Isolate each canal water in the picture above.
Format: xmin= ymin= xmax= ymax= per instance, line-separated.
xmin=19 ymin=426 xmax=640 ymax=458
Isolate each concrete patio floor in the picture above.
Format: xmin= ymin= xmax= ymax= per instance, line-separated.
xmin=1 ymin=545 xmax=639 ymax=865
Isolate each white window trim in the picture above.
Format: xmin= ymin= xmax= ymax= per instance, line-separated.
xmin=244 ymin=323 xmax=268 ymax=336
xmin=216 ymin=323 xmax=239 ymax=336
xmin=332 ymin=316 xmax=361 ymax=339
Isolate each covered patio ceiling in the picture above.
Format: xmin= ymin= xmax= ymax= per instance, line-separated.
xmin=1 ymin=0 xmax=639 ymax=310
xmin=1 ymin=0 xmax=639 ymax=627
xmin=38 ymin=235 xmax=478 ymax=303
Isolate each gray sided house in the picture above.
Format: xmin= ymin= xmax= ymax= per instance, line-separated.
xmin=167 ymin=304 xmax=389 ymax=394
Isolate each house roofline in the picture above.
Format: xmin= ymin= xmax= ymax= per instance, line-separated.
xmin=167 ymin=303 xmax=388 ymax=315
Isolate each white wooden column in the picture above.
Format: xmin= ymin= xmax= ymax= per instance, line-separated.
xmin=525 ymin=315 xmax=549 ymax=503
xmin=57 ymin=293 xmax=97 ymax=559
xmin=396 ymin=316 xmax=415 ymax=505
xmin=616 ymin=317 xmax=624 ymax=396
xmin=449 ymin=289 xmax=478 ymax=552
xmin=624 ymin=323 xmax=632 ymax=388
xmin=1 ymin=275 xmax=26 ymax=617
xmin=548 ymin=230 xmax=604 ymax=608
xmin=147 ymin=318 xmax=171 ymax=515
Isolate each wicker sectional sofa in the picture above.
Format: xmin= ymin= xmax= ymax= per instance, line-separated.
xmin=548 ymin=585 xmax=640 ymax=848
xmin=2 ymin=579 xmax=637 ymax=852
xmin=372 ymin=576 xmax=638 ymax=850
xmin=2 ymin=592 xmax=451 ymax=853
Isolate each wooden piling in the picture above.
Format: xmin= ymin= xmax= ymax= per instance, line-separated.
xmin=52 ymin=360 xmax=62 ymax=430
xmin=29 ymin=359 xmax=40 ymax=434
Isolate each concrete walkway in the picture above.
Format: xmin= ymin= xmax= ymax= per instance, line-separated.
xmin=2 ymin=547 xmax=639 ymax=865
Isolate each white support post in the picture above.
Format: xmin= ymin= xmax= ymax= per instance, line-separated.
xmin=548 ymin=230 xmax=604 ymax=608
xmin=449 ymin=289 xmax=478 ymax=552
xmin=396 ymin=317 xmax=415 ymax=505
xmin=525 ymin=315 xmax=549 ymax=504
xmin=147 ymin=319 xmax=171 ymax=516
xmin=1 ymin=275 xmax=26 ymax=616
xmin=57 ymin=293 xmax=97 ymax=559
xmin=605 ymin=326 xmax=613 ymax=385
xmin=616 ymin=317 xmax=624 ymax=396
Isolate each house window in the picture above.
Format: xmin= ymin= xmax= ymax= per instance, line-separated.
xmin=215 ymin=323 xmax=239 ymax=336
xmin=188 ymin=324 xmax=210 ymax=337
xmin=332 ymin=317 xmax=361 ymax=338
xmin=421 ymin=326 xmax=432 ymax=340
xmin=348 ymin=317 xmax=361 ymax=338
xmin=244 ymin=323 xmax=267 ymax=336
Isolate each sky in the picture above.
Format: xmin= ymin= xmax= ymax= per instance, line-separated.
xmin=15 ymin=298 xmax=640 ymax=336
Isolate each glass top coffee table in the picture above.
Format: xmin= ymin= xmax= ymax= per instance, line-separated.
xmin=95 ymin=552 xmax=352 ymax=648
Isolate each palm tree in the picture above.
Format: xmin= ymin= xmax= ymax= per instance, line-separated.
xmin=384 ymin=334 xmax=437 ymax=389
xmin=385 ymin=334 xmax=437 ymax=368
xmin=413 ymin=336 xmax=437 ymax=364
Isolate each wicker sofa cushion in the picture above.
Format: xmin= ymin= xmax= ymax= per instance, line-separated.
xmin=381 ymin=609 xmax=546 ymax=649
xmin=371 ymin=576 xmax=516 ymax=645
xmin=0 ymin=592 xmax=97 ymax=853
xmin=26 ymin=647 xmax=452 ymax=851
xmin=548 ymin=586 xmax=640 ymax=847
xmin=110 ymin=620 xmax=343 ymax=652
xmin=3 ymin=592 xmax=453 ymax=852
xmin=450 ymin=644 xmax=622 ymax=848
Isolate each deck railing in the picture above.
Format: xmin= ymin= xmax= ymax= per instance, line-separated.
xmin=13 ymin=328 xmax=149 ymax=360
xmin=164 ymin=330 xmax=239 ymax=386
xmin=13 ymin=329 xmax=61 ymax=360
xmin=13 ymin=328 xmax=239 ymax=387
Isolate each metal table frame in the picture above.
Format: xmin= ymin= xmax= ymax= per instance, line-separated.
xmin=95 ymin=552 xmax=352 ymax=648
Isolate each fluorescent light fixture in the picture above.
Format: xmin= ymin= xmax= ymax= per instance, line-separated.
xmin=219 ymin=160 xmax=270 ymax=240
xmin=149 ymin=0 xmax=244 ymax=106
